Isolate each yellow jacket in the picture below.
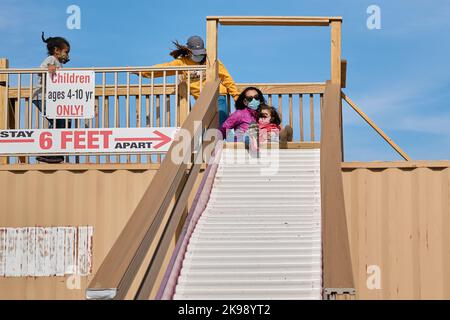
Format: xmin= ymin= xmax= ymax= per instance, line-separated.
xmin=141 ymin=56 xmax=240 ymax=100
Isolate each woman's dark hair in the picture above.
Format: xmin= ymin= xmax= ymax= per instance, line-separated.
xmin=258 ymin=104 xmax=281 ymax=126
xmin=169 ymin=40 xmax=206 ymax=63
xmin=169 ymin=41 xmax=192 ymax=59
xmin=41 ymin=32 xmax=70 ymax=55
xmin=235 ymin=87 xmax=266 ymax=110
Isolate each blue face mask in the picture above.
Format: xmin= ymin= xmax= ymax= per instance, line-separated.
xmin=247 ymin=98 xmax=260 ymax=110
xmin=191 ymin=54 xmax=205 ymax=63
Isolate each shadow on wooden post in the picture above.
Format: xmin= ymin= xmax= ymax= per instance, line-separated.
xmin=321 ymin=80 xmax=355 ymax=299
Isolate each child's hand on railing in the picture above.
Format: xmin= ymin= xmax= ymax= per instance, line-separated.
xmin=47 ymin=64 xmax=58 ymax=74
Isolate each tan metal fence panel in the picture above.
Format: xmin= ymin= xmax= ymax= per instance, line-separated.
xmin=0 ymin=168 xmax=156 ymax=299
xmin=342 ymin=164 xmax=450 ymax=299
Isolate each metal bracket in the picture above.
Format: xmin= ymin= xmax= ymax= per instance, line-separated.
xmin=323 ymin=288 xmax=356 ymax=300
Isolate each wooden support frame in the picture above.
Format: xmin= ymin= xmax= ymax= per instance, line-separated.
xmin=207 ymin=16 xmax=343 ymax=88
xmin=321 ymin=81 xmax=355 ymax=295
xmin=206 ymin=16 xmax=352 ymax=298
xmin=342 ymin=92 xmax=411 ymax=161
xmin=86 ymin=79 xmax=220 ymax=300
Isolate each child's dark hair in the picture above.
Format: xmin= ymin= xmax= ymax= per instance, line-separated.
xmin=235 ymin=87 xmax=266 ymax=110
xmin=41 ymin=32 xmax=70 ymax=56
xmin=170 ymin=41 xmax=192 ymax=59
xmin=259 ymin=104 xmax=281 ymax=126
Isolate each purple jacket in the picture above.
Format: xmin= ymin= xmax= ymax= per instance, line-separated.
xmin=220 ymin=108 xmax=258 ymax=139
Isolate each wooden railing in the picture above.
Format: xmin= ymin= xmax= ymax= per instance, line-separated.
xmin=0 ymin=62 xmax=206 ymax=165
xmin=85 ymin=79 xmax=220 ymax=300
xmin=235 ymin=83 xmax=324 ymax=143
xmin=321 ymin=81 xmax=355 ymax=298
xmin=0 ymin=59 xmax=324 ymax=165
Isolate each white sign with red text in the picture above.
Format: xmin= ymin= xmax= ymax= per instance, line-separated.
xmin=0 ymin=128 xmax=177 ymax=155
xmin=46 ymin=70 xmax=95 ymax=119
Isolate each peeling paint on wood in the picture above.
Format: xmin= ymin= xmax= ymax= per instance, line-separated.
xmin=0 ymin=228 xmax=6 ymax=276
xmin=5 ymin=228 xmax=18 ymax=277
xmin=48 ymin=228 xmax=57 ymax=276
xmin=77 ymin=227 xmax=87 ymax=276
xmin=27 ymin=227 xmax=35 ymax=276
xmin=0 ymin=226 xmax=94 ymax=278
xmin=65 ymin=227 xmax=76 ymax=275
xmin=36 ymin=228 xmax=45 ymax=277
xmin=43 ymin=228 xmax=51 ymax=277
xmin=56 ymin=228 xmax=65 ymax=277
xmin=86 ymin=226 xmax=93 ymax=275
xmin=77 ymin=226 xmax=94 ymax=276
xmin=19 ymin=228 xmax=28 ymax=277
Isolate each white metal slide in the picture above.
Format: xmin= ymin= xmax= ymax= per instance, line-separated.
xmin=174 ymin=148 xmax=322 ymax=300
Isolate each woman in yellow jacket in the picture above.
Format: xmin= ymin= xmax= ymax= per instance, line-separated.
xmin=138 ymin=36 xmax=239 ymax=126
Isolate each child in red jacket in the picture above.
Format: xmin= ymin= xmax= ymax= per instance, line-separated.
xmin=258 ymin=104 xmax=281 ymax=143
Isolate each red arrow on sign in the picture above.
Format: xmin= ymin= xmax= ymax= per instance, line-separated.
xmin=114 ymin=130 xmax=172 ymax=150
xmin=152 ymin=130 xmax=172 ymax=149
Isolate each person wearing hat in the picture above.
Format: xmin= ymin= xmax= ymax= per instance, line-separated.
xmin=137 ymin=36 xmax=240 ymax=127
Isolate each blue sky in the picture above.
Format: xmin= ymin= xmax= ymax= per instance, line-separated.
xmin=1 ymin=0 xmax=450 ymax=161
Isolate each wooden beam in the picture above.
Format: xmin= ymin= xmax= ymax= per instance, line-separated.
xmin=7 ymin=82 xmax=326 ymax=99
xmin=341 ymin=161 xmax=450 ymax=170
xmin=236 ymin=83 xmax=325 ymax=94
xmin=342 ymin=92 xmax=411 ymax=161
xmin=0 ymin=58 xmax=9 ymax=165
xmin=206 ymin=19 xmax=218 ymax=82
xmin=331 ymin=21 xmax=342 ymax=85
xmin=178 ymin=81 xmax=188 ymax=126
xmin=0 ymin=163 xmax=163 ymax=171
xmin=321 ymin=81 xmax=355 ymax=294
xmin=208 ymin=16 xmax=342 ymax=27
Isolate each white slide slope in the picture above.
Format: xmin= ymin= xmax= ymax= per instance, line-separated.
xmin=174 ymin=148 xmax=322 ymax=300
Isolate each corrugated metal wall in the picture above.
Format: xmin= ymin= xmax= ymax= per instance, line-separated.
xmin=2 ymin=162 xmax=450 ymax=299
xmin=0 ymin=168 xmax=156 ymax=299
xmin=0 ymin=167 xmax=204 ymax=299
xmin=342 ymin=164 xmax=450 ymax=299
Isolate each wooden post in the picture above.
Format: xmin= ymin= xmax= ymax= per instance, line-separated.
xmin=331 ymin=21 xmax=343 ymax=159
xmin=330 ymin=21 xmax=342 ymax=85
xmin=178 ymin=81 xmax=188 ymax=126
xmin=341 ymin=59 xmax=347 ymax=88
xmin=206 ymin=18 xmax=218 ymax=82
xmin=0 ymin=58 xmax=9 ymax=165
xmin=339 ymin=97 xmax=344 ymax=162
xmin=176 ymin=80 xmax=190 ymax=246
xmin=321 ymin=81 xmax=355 ymax=296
